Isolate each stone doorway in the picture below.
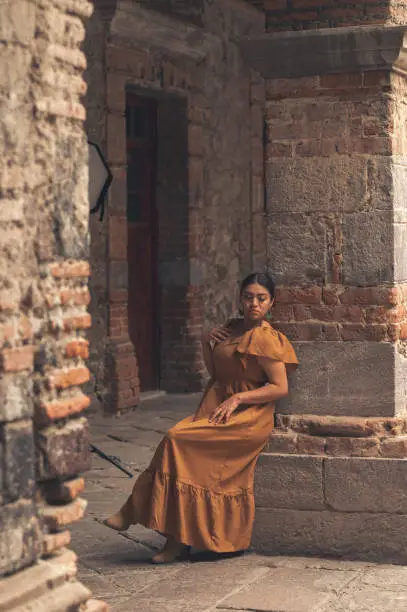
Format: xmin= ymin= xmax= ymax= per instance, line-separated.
xmin=126 ymin=93 xmax=159 ymax=391
xmin=126 ymin=88 xmax=191 ymax=393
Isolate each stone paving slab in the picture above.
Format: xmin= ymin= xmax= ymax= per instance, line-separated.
xmin=70 ymin=394 xmax=407 ymax=611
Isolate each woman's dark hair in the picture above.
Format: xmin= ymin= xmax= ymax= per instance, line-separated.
xmin=240 ymin=272 xmax=276 ymax=300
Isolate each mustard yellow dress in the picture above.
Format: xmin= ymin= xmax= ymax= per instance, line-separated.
xmin=121 ymin=320 xmax=298 ymax=552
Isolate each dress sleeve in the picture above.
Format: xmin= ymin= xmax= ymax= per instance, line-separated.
xmin=236 ymin=325 xmax=299 ymax=372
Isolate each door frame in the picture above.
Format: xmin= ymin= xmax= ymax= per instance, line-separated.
xmin=126 ymin=92 xmax=160 ymax=390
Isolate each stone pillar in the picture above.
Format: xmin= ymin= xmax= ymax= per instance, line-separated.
xmin=241 ymin=26 xmax=407 ymax=562
xmin=0 ymin=0 xmax=106 ymax=609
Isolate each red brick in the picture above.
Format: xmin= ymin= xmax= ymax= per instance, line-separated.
xmin=37 ymin=393 xmax=91 ymax=424
xmin=323 ymin=324 xmax=341 ymax=340
xmin=0 ymin=321 xmax=17 ymax=346
xmin=110 ymin=289 xmax=128 ymax=303
xmin=322 ymin=287 xmax=339 ymax=306
xmin=47 ymin=367 xmax=90 ymax=390
xmin=334 ymin=305 xmax=364 ymax=323
xmin=189 ymin=124 xmax=203 ymax=157
xmin=265 ymin=0 xmax=288 ymax=8
xmin=297 ymin=434 xmax=326 ymax=455
xmin=388 ymin=323 xmax=400 ymax=342
xmin=265 ymin=432 xmax=297 ymax=453
xmin=41 ymin=498 xmax=87 ymax=531
xmin=380 ymin=436 xmax=407 ymax=459
xmin=351 ymin=137 xmax=392 ymax=155
xmin=19 ymin=315 xmax=33 ymax=341
xmin=365 ymin=417 xmax=407 ymax=436
xmin=267 ymin=142 xmax=293 ymax=157
xmin=400 ymin=323 xmax=407 ymax=340
xmin=291 ymin=0 xmax=329 ymax=6
xmin=62 ymin=314 xmax=92 ymax=331
xmin=50 ymin=261 xmax=90 ymax=278
xmin=0 ymin=346 xmax=34 ymax=372
xmin=43 ymin=477 xmax=85 ymax=504
xmin=340 ymin=323 xmax=387 ymax=341
xmin=274 ymin=322 xmax=323 ymax=341
xmin=272 ymin=304 xmax=294 ymax=322
xmin=83 ymin=600 xmax=110 ymax=612
xmin=326 ymin=437 xmax=380 ymax=457
xmin=266 ymin=76 xmax=319 ymax=100
xmin=288 ymin=415 xmax=375 ymax=438
xmin=320 ymin=73 xmax=363 ymax=89
xmin=339 ymin=286 xmax=399 ymax=306
xmin=58 ymin=289 xmax=91 ymax=307
xmin=293 ymin=304 xmax=312 ymax=321
xmin=309 ymin=305 xmax=335 ymax=321
xmin=109 ymin=216 xmax=127 ymax=261
xmin=42 ymin=530 xmax=71 ymax=556
xmin=65 ymin=339 xmax=89 ymax=359
xmin=276 ymin=286 xmax=322 ymax=304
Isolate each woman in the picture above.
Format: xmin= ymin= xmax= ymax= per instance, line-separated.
xmin=104 ymin=272 xmax=298 ymax=563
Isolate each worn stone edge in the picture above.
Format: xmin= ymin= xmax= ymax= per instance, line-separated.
xmin=240 ymin=25 xmax=407 ymax=78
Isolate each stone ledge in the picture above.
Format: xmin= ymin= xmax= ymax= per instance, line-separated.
xmin=253 ymin=507 xmax=407 ymax=564
xmin=256 ymin=454 xmax=407 ymax=513
xmin=240 ymin=25 xmax=407 ymax=79
xmin=0 ymin=554 xmax=84 ymax=611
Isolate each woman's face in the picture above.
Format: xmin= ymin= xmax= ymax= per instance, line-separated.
xmin=240 ymin=282 xmax=273 ymax=322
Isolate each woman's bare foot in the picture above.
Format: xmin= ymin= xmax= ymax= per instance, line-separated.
xmin=103 ymin=510 xmax=130 ymax=532
xmin=151 ymin=537 xmax=190 ymax=564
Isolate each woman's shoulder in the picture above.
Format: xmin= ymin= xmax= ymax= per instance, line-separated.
xmin=238 ymin=321 xmax=299 ymax=368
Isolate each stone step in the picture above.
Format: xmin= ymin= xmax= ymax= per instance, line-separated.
xmin=12 ymin=580 xmax=91 ymax=612
xmin=0 ymin=561 xmax=68 ymax=611
xmin=0 ymin=556 xmax=90 ymax=612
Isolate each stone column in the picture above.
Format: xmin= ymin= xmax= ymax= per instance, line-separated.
xmin=0 ymin=0 xmax=107 ymax=609
xmin=241 ymin=26 xmax=407 ymax=562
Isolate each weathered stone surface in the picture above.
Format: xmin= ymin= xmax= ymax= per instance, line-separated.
xmin=342 ymin=211 xmax=393 ymax=286
xmin=326 ymin=436 xmax=380 ymax=457
xmin=0 ymin=374 xmax=33 ymax=422
xmin=266 ymin=213 xmax=326 ymax=285
xmin=219 ymin=566 xmax=356 ymax=612
xmin=36 ymin=417 xmax=90 ymax=481
xmin=240 ymin=25 xmax=407 ymax=79
xmin=395 ymin=223 xmax=407 ymax=283
xmin=280 ymin=342 xmax=397 ymax=417
xmin=255 ymin=454 xmax=325 ymax=509
xmin=253 ymin=508 xmax=407 ymax=563
xmin=3 ymin=420 xmax=35 ymax=503
xmin=324 ymin=457 xmax=407 ymax=513
xmin=41 ymin=497 xmax=87 ymax=531
xmin=0 ymin=500 xmax=41 ymax=577
xmin=266 ymin=156 xmax=367 ymax=214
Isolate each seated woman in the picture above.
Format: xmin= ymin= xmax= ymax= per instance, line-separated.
xmin=104 ymin=272 xmax=298 ymax=564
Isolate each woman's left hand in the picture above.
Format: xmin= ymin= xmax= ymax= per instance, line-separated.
xmin=209 ymin=395 xmax=241 ymax=425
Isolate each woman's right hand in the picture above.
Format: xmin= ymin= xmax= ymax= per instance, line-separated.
xmin=202 ymin=326 xmax=232 ymax=345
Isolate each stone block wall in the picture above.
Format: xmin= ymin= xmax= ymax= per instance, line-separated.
xmin=265 ymin=59 xmax=407 ymax=417
xmin=1 ymin=0 xmax=105 ymax=608
xmin=84 ymin=0 xmax=266 ymax=408
xmin=265 ymin=0 xmax=407 ymax=31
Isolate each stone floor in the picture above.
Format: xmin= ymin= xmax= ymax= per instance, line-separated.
xmin=71 ymin=393 xmax=407 ymax=611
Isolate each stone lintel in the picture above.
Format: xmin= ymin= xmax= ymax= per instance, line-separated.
xmin=239 ymin=25 xmax=407 ymax=79
xmin=109 ymin=0 xmax=213 ymax=61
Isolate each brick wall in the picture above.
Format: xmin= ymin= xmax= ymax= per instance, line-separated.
xmin=266 ymin=0 xmax=407 ymax=31
xmin=1 ymin=0 xmax=105 ymax=609
xmin=265 ymin=61 xmax=407 ymax=417
xmin=84 ymin=0 xmax=265 ymax=405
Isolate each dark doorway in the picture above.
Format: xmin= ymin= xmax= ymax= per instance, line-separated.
xmin=126 ymin=93 xmax=158 ymax=390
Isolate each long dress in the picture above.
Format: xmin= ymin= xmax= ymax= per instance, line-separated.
xmin=120 ymin=319 xmax=299 ymax=552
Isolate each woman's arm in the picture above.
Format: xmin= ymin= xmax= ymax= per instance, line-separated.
xmin=201 ymin=335 xmax=215 ymax=379
xmin=209 ymin=359 xmax=288 ymax=424
xmin=237 ymin=359 xmax=288 ymax=404
xmin=201 ymin=324 xmax=233 ymax=379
